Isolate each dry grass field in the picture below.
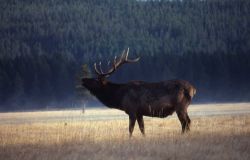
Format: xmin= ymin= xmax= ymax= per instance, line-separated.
xmin=0 ymin=103 xmax=250 ymax=160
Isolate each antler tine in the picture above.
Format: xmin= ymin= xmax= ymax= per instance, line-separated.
xmin=116 ymin=48 xmax=128 ymax=65
xmin=125 ymin=48 xmax=129 ymax=60
xmin=99 ymin=61 xmax=105 ymax=74
xmin=94 ymin=63 xmax=102 ymax=75
xmin=114 ymin=56 xmax=117 ymax=63
xmin=126 ymin=56 xmax=140 ymax=63
xmin=113 ymin=56 xmax=117 ymax=69
xmin=124 ymin=48 xmax=140 ymax=63
xmin=119 ymin=49 xmax=126 ymax=62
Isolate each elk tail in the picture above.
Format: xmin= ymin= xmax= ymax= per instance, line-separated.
xmin=184 ymin=87 xmax=196 ymax=101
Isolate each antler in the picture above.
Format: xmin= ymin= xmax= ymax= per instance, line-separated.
xmin=94 ymin=48 xmax=140 ymax=78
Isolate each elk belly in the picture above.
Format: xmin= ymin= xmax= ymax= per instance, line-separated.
xmin=142 ymin=103 xmax=175 ymax=118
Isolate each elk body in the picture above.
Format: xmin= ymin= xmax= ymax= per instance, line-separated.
xmin=82 ymin=48 xmax=196 ymax=137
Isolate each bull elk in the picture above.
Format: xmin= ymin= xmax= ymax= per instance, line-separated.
xmin=82 ymin=48 xmax=196 ymax=137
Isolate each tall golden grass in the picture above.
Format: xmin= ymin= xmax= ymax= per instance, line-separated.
xmin=0 ymin=105 xmax=250 ymax=160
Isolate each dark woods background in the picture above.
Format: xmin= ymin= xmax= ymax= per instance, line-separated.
xmin=0 ymin=0 xmax=250 ymax=111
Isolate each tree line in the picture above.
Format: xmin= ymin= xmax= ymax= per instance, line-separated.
xmin=0 ymin=0 xmax=250 ymax=110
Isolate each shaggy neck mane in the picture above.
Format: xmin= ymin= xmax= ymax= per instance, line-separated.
xmin=88 ymin=82 xmax=124 ymax=110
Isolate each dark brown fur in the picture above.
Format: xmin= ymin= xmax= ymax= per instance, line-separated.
xmin=82 ymin=78 xmax=196 ymax=136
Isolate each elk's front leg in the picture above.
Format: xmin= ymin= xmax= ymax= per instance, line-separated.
xmin=129 ymin=115 xmax=136 ymax=137
xmin=137 ymin=114 xmax=145 ymax=136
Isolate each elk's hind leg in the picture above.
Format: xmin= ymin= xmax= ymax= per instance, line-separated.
xmin=137 ymin=114 xmax=145 ymax=136
xmin=129 ymin=114 xmax=136 ymax=137
xmin=186 ymin=113 xmax=191 ymax=131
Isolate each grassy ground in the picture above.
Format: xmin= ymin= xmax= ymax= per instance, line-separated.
xmin=0 ymin=104 xmax=250 ymax=160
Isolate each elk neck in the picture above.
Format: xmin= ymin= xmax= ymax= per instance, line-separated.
xmin=87 ymin=81 xmax=125 ymax=110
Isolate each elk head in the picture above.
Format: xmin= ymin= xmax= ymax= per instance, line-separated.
xmin=82 ymin=48 xmax=140 ymax=92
